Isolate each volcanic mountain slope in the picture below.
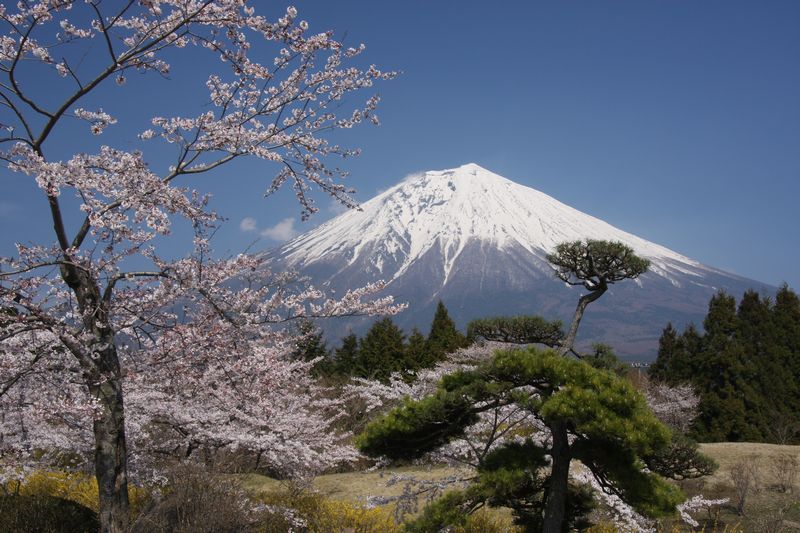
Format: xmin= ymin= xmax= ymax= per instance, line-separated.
xmin=270 ymin=163 xmax=771 ymax=360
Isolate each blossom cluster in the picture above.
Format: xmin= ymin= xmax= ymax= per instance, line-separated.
xmin=0 ymin=0 xmax=397 ymax=486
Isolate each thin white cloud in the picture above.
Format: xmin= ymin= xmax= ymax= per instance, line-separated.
xmin=328 ymin=200 xmax=350 ymax=216
xmin=239 ymin=217 xmax=257 ymax=232
xmin=260 ymin=217 xmax=298 ymax=241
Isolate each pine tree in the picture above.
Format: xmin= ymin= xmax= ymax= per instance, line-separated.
xmin=546 ymin=240 xmax=650 ymax=355
xmin=356 ymin=317 xmax=407 ymax=382
xmin=425 ymin=301 xmax=467 ymax=362
xmin=650 ymin=287 xmax=800 ymax=444
xmin=406 ymin=328 xmax=430 ymax=369
xmin=332 ymin=332 xmax=359 ymax=376
xmin=291 ymin=320 xmax=329 ymax=362
xmin=358 ymin=347 xmax=684 ymax=531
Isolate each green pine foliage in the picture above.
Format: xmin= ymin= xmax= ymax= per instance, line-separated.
xmin=325 ymin=303 xmax=469 ymax=380
xmin=405 ymin=328 xmax=429 ymax=368
xmin=650 ymin=286 xmax=800 ymax=443
xmin=331 ymin=332 xmax=359 ymax=375
xmin=425 ymin=301 xmax=468 ymax=361
xmin=357 ymin=347 xmax=685 ymax=529
xmin=355 ymin=317 xmax=407 ymax=382
xmin=466 ymin=315 xmax=564 ymax=346
xmin=585 ymin=343 xmax=629 ymax=376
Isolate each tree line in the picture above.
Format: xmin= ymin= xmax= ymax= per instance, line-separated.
xmin=294 ymin=301 xmax=469 ymax=381
xmin=650 ymin=285 xmax=800 ymax=443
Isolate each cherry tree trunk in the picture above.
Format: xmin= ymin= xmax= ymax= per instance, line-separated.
xmin=60 ymin=263 xmax=131 ymax=532
xmin=542 ymin=420 xmax=571 ymax=532
xmin=91 ymin=343 xmax=131 ymax=533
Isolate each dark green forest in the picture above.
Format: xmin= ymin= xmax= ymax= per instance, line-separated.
xmin=295 ymin=300 xmax=468 ymax=381
xmin=649 ymin=285 xmax=800 ymax=443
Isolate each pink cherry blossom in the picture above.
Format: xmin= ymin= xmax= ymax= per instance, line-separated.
xmin=0 ymin=2 xmax=396 ymax=530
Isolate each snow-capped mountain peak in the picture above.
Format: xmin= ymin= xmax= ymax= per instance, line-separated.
xmin=271 ymin=163 xmax=769 ymax=360
xmin=281 ymin=163 xmax=705 ymax=284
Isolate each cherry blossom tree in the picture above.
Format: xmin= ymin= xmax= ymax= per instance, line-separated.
xmin=0 ymin=2 xmax=396 ymax=530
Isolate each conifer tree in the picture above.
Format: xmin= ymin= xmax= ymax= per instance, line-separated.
xmin=773 ymin=285 xmax=800 ymax=381
xmin=358 ymin=347 xmax=684 ymax=531
xmin=649 ymin=323 xmax=682 ymax=383
xmin=356 ymin=317 xmax=407 ymax=382
xmin=695 ymin=292 xmax=763 ymax=441
xmin=406 ymin=328 xmax=430 ymax=369
xmin=332 ymin=332 xmax=360 ymax=376
xmin=425 ymin=301 xmax=467 ymax=361
xmin=547 ymin=240 xmax=650 ymax=355
xmin=651 ymin=287 xmax=800 ymax=443
xmin=291 ymin=320 xmax=330 ymax=362
xmin=466 ymin=315 xmax=564 ymax=347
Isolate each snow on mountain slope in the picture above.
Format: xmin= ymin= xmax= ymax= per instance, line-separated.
xmin=281 ymin=163 xmax=710 ymax=285
xmin=272 ymin=163 xmax=770 ymax=360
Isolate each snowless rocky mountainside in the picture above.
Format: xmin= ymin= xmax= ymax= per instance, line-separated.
xmin=272 ymin=163 xmax=771 ymax=360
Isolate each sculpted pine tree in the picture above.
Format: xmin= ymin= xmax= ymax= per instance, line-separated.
xmin=467 ymin=314 xmax=564 ymax=347
xmin=358 ymin=347 xmax=685 ymax=531
xmin=547 ymin=240 xmax=650 ymax=355
xmin=0 ymin=3 xmax=396 ymax=531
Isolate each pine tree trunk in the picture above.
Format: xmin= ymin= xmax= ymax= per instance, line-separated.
xmin=542 ymin=420 xmax=571 ymax=532
xmin=559 ymin=287 xmax=606 ymax=355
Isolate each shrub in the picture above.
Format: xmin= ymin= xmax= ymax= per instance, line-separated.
xmin=455 ymin=508 xmax=521 ymax=532
xmin=15 ymin=471 xmax=99 ymax=511
xmin=258 ymin=488 xmax=399 ymax=532
xmin=6 ymin=470 xmax=151 ymax=520
xmin=131 ymin=464 xmax=256 ymax=533
xmin=0 ymin=493 xmax=99 ymax=532
xmin=729 ymin=457 xmax=761 ymax=515
xmin=770 ymin=454 xmax=798 ymax=493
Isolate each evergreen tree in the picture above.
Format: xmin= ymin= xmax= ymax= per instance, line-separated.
xmin=467 ymin=315 xmax=564 ymax=347
xmin=405 ymin=328 xmax=429 ymax=369
xmin=291 ymin=320 xmax=329 ymax=362
xmin=355 ymin=317 xmax=407 ymax=382
xmin=649 ymin=323 xmax=680 ymax=382
xmin=679 ymin=324 xmax=703 ymax=379
xmin=586 ymin=343 xmax=629 ymax=376
xmin=425 ymin=301 xmax=467 ymax=361
xmin=773 ymin=285 xmax=800 ymax=377
xmin=332 ymin=332 xmax=359 ymax=376
xmin=358 ymin=348 xmax=685 ymax=531
xmin=547 ymin=240 xmax=650 ymax=354
xmin=650 ymin=287 xmax=800 ymax=443
xmin=767 ymin=285 xmax=800 ymax=441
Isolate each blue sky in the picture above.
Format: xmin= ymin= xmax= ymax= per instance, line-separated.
xmin=1 ymin=1 xmax=799 ymax=290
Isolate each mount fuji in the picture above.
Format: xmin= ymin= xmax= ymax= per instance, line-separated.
xmin=269 ymin=163 xmax=771 ymax=360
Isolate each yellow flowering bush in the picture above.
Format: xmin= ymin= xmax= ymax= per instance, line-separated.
xmin=7 ymin=470 xmax=150 ymax=518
